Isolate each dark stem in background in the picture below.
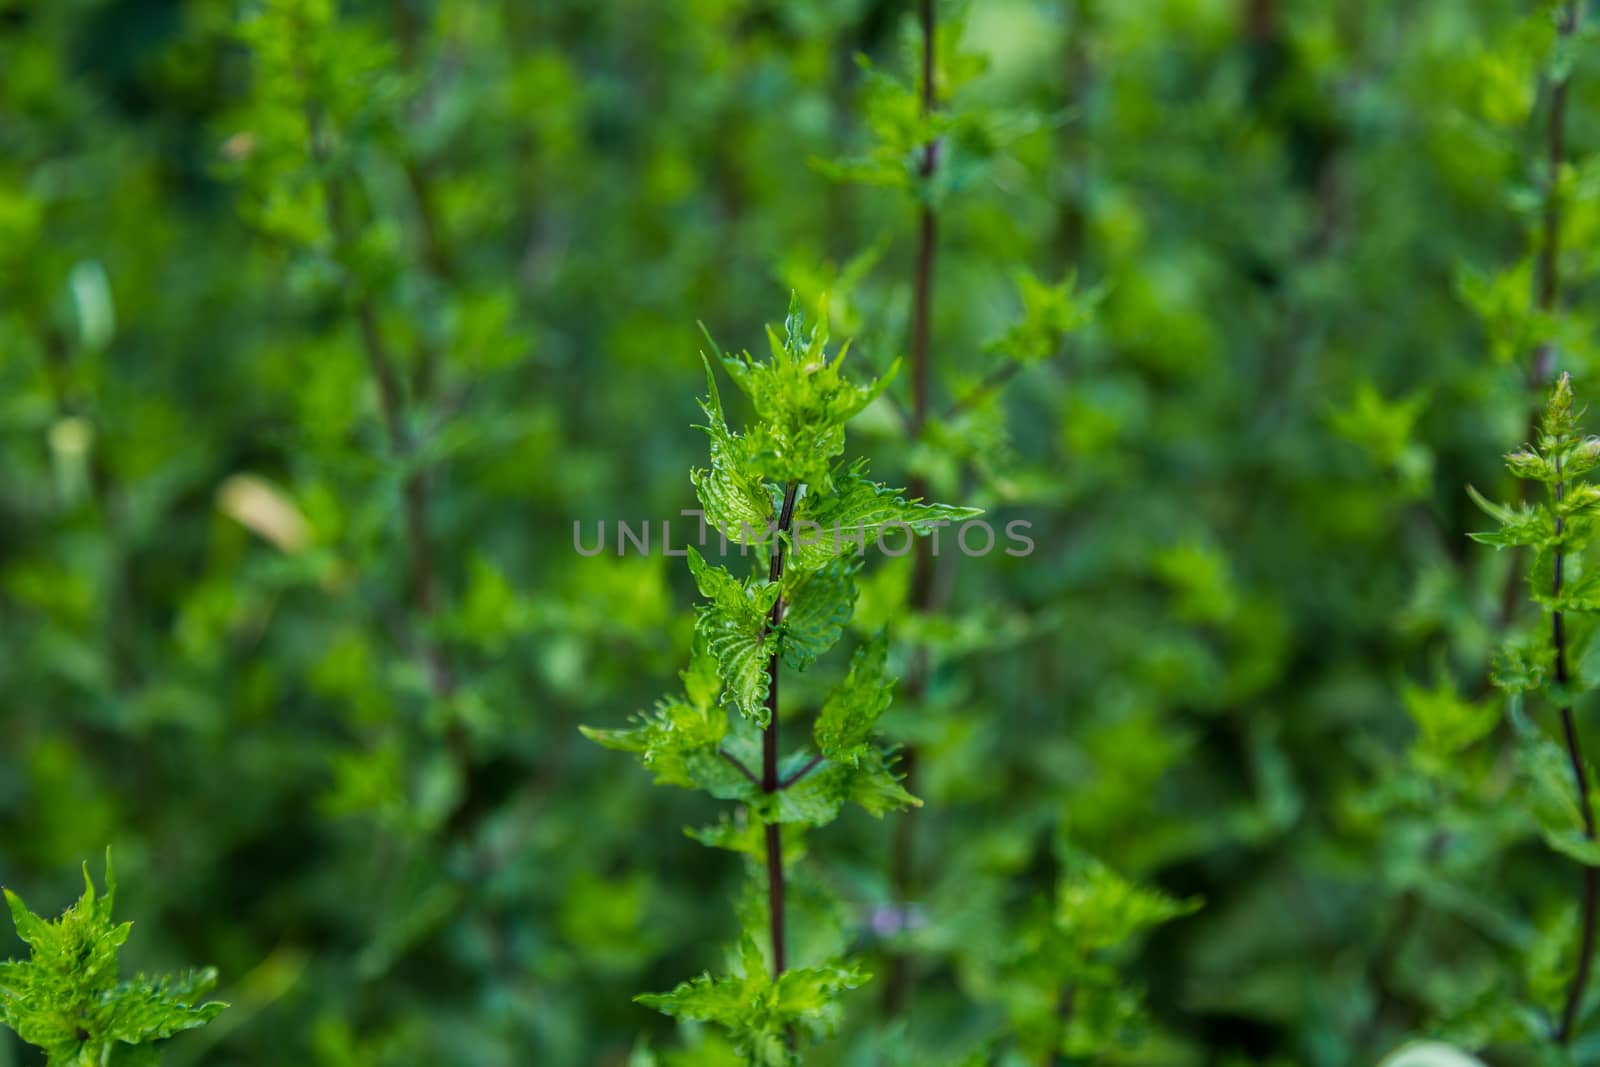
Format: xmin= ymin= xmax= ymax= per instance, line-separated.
xmin=1040 ymin=13 xmax=1098 ymax=1047
xmin=310 ymin=111 xmax=440 ymax=643
xmin=944 ymin=360 xmax=1021 ymax=421
xmin=1361 ymin=830 xmax=1446 ymax=1044
xmin=1554 ymin=452 xmax=1598 ymax=1044
xmin=1056 ymin=0 xmax=1094 ymax=273
xmin=886 ymin=0 xmax=940 ymax=1018
xmin=1044 ymin=983 xmax=1077 ymax=1067
xmin=1535 ymin=1 xmax=1579 ymax=385
xmin=765 ymin=482 xmax=801 ymax=978
xmin=907 ymin=0 xmax=938 ymax=437
xmin=305 ymin=96 xmax=474 ymax=829
xmin=375 ymin=5 xmax=494 ymax=836
xmin=402 ymin=157 xmax=453 ymax=400
xmin=1500 ymin=0 xmax=1581 ymax=627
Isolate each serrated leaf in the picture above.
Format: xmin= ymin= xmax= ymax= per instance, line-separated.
xmin=1491 ymin=639 xmax=1551 ymax=695
xmin=635 ymin=971 xmax=750 ymax=1025
xmin=580 ymin=694 xmax=728 ymax=789
xmin=814 ymin=633 xmax=894 ymax=763
xmin=687 ymin=547 xmax=766 ymax=619
xmin=636 ymin=934 xmax=867 ymax=1066
xmin=681 ymin=632 xmax=723 ymax=712
xmin=103 ymin=970 xmax=226 ymax=1045
xmin=791 ymin=462 xmax=983 ymax=572
xmin=771 ymin=961 xmax=871 ymax=1031
xmin=844 ymin=753 xmax=922 ymax=817
xmin=781 ymin=560 xmax=858 ymax=670
xmin=698 ymin=606 xmax=773 ymax=726
xmin=759 ymin=747 xmax=918 ymax=825
xmin=713 ymin=297 xmax=898 ymax=488
xmin=0 ymin=855 xmax=225 ymax=1064
xmin=692 ymin=356 xmax=774 ymax=545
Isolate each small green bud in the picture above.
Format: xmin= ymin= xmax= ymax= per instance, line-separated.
xmin=1542 ymin=371 xmax=1580 ymax=445
xmin=1506 ymin=448 xmax=1550 ymax=481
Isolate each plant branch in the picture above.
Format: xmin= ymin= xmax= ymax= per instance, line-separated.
xmin=1361 ymin=830 xmax=1448 ymax=1046
xmin=308 ymin=104 xmax=437 ymax=640
xmin=944 ymin=358 xmax=1022 ymax=421
xmin=1554 ymin=449 xmax=1598 ymax=1044
xmin=780 ymin=753 xmax=824 ymax=790
xmin=720 ymin=748 xmax=760 ymax=787
xmin=306 ymin=97 xmax=474 ymax=830
xmin=764 ymin=481 xmax=801 ymax=979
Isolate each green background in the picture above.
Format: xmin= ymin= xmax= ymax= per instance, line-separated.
xmin=0 ymin=0 xmax=1590 ymax=1063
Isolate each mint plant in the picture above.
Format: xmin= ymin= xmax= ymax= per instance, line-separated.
xmin=0 ymin=853 xmax=225 ymax=1065
xmin=584 ymin=296 xmax=976 ymax=1061
xmin=1473 ymin=373 xmax=1600 ymax=1045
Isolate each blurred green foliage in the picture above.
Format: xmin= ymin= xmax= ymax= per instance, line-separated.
xmin=4 ymin=0 xmax=1600 ymax=1064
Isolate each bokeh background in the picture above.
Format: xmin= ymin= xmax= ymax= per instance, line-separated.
xmin=0 ymin=0 xmax=1593 ymax=1063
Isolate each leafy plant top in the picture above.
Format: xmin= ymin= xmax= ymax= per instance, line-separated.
xmin=0 ymin=853 xmax=225 ymax=1066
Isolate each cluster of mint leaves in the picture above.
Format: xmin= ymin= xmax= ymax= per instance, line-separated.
xmin=0 ymin=852 xmax=224 ymax=1065
xmin=584 ymin=296 xmax=977 ymax=1061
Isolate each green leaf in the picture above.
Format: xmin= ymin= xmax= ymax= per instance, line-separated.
xmin=687 ymin=547 xmax=768 ymax=620
xmin=1402 ymin=680 xmax=1498 ymax=762
xmin=760 ymin=748 xmax=918 ymax=825
xmin=680 ymin=632 xmax=723 ymax=712
xmin=770 ymin=961 xmax=871 ymax=1033
xmin=1514 ymin=727 xmax=1600 ymax=863
xmin=1055 ymin=853 xmax=1202 ymax=952
xmin=636 ymin=971 xmax=751 ymax=1026
xmin=580 ymin=694 xmax=728 ymax=789
xmin=1466 ymin=485 xmax=1551 ymax=549
xmin=1491 ymin=638 xmax=1551 ymax=695
xmin=813 ymin=633 xmax=894 ymax=764
xmin=691 ymin=355 xmax=774 ymax=545
xmin=780 ymin=560 xmax=858 ymax=670
xmin=698 ymin=605 xmax=773 ymax=727
xmin=636 ymin=935 xmax=867 ymax=1066
xmin=987 ymin=268 xmax=1097 ymax=365
xmin=791 ymin=463 xmax=982 ymax=572
xmin=843 ymin=752 xmax=923 ymax=817
xmin=101 ymin=971 xmax=226 ymax=1045
xmin=1542 ymin=827 xmax=1600 ymax=867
